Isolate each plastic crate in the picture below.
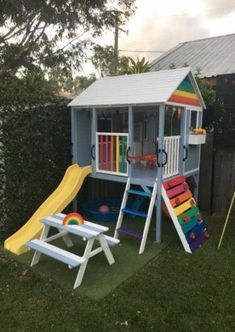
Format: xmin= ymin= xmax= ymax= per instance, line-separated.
xmin=82 ymin=198 xmax=121 ymax=222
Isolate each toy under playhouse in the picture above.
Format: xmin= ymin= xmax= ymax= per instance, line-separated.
xmin=69 ymin=67 xmax=209 ymax=254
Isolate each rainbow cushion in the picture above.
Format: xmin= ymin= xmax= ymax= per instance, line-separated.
xmin=63 ymin=212 xmax=84 ymax=226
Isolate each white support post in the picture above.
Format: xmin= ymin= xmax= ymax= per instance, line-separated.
xmin=71 ymin=107 xmax=78 ymax=164
xmin=114 ymin=178 xmax=131 ymax=238
xmin=128 ymin=105 xmax=133 ymax=177
xmin=91 ymin=107 xmax=97 ymax=170
xmin=156 ymin=104 xmax=165 ymax=243
xmin=139 ymin=181 xmax=158 ymax=254
xmin=179 ymin=107 xmax=186 ymax=175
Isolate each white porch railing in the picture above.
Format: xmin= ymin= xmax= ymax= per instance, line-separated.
xmin=95 ymin=133 xmax=180 ymax=179
xmin=96 ymin=132 xmax=129 ymax=176
xmin=163 ymin=135 xmax=180 ymax=179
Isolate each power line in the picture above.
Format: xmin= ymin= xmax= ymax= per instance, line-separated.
xmin=119 ymin=49 xmax=166 ymax=53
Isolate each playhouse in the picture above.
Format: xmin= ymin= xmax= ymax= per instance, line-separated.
xmin=4 ymin=66 xmax=209 ymax=279
xmin=69 ymin=67 xmax=208 ymax=254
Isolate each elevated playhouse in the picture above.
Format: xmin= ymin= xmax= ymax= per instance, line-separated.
xmin=69 ymin=67 xmax=209 ymax=254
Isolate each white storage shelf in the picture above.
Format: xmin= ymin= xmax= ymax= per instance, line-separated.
xmin=188 ymin=134 xmax=206 ymax=145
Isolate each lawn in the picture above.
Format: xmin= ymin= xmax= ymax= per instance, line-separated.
xmin=0 ymin=214 xmax=234 ymax=332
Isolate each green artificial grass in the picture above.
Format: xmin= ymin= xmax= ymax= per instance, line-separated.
xmin=10 ymin=217 xmax=172 ymax=300
xmin=0 ymin=214 xmax=234 ymax=332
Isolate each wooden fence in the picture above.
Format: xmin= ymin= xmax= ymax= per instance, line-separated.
xmin=199 ymin=134 xmax=235 ymax=214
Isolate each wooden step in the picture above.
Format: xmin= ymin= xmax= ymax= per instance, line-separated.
xmin=166 ymin=183 xmax=189 ymax=199
xmin=178 ymin=206 xmax=200 ymax=225
xmin=189 ymin=231 xmax=209 ymax=252
xmin=27 ymin=240 xmax=85 ymax=267
xmin=122 ymin=208 xmax=147 ymax=218
xmin=163 ymin=176 xmax=185 ymax=190
xmin=181 ymin=218 xmax=197 ymax=234
xmin=127 ymin=189 xmax=152 ymax=198
xmin=174 ymin=198 xmax=195 ymax=216
xmin=117 ymin=227 xmax=143 ymax=239
xmin=185 ymin=222 xmax=207 ymax=243
xmin=170 ymin=190 xmax=192 ymax=208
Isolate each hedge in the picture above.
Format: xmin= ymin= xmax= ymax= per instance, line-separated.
xmin=0 ymin=78 xmax=71 ymax=240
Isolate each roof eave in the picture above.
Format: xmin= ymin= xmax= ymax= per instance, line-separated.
xmin=70 ymin=101 xmax=166 ymax=109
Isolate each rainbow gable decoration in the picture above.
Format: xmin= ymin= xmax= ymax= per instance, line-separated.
xmin=168 ymin=76 xmax=200 ymax=106
xmin=63 ymin=212 xmax=84 ymax=226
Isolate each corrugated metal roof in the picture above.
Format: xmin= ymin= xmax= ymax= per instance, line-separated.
xmin=69 ymin=67 xmax=204 ymax=108
xmin=151 ymin=33 xmax=235 ymax=78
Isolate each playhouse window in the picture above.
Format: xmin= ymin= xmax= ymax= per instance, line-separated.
xmin=97 ymin=109 xmax=128 ymax=133
xmin=165 ymin=106 xmax=181 ymax=136
xmin=98 ymin=117 xmax=112 ymax=132
xmin=190 ymin=110 xmax=199 ymax=130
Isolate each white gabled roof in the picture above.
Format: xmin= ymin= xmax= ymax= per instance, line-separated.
xmin=69 ymin=67 xmax=204 ymax=108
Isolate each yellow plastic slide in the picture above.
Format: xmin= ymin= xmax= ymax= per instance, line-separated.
xmin=4 ymin=164 xmax=92 ymax=255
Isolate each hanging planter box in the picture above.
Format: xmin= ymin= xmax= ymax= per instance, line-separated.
xmin=188 ymin=134 xmax=206 ymax=145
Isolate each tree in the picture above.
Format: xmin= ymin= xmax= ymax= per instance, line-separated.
xmin=194 ymin=71 xmax=217 ymax=133
xmin=91 ymin=45 xmax=129 ymax=77
xmin=128 ymin=57 xmax=152 ymax=74
xmin=0 ymin=0 xmax=135 ymax=81
xmin=73 ymin=74 xmax=97 ymax=94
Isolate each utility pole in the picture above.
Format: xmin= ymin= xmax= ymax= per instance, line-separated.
xmin=114 ymin=11 xmax=119 ymax=75
xmin=112 ymin=10 xmax=128 ymax=75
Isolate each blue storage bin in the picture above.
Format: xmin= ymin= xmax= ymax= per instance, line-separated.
xmin=82 ymin=198 xmax=121 ymax=222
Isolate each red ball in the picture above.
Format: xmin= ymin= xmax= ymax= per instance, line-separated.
xmin=99 ymin=205 xmax=110 ymax=213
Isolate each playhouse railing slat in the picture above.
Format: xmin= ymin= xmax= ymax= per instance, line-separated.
xmin=163 ymin=136 xmax=180 ymax=179
xmin=96 ymin=132 xmax=128 ymax=176
xmin=110 ymin=135 xmax=114 ymax=172
xmin=105 ymin=135 xmax=109 ymax=171
xmin=116 ymin=135 xmax=120 ymax=173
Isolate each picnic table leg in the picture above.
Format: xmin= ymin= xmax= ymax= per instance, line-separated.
xmin=98 ymin=234 xmax=115 ymax=265
xmin=60 ymin=230 xmax=74 ymax=248
xmin=31 ymin=224 xmax=50 ymax=266
xmin=73 ymin=238 xmax=95 ymax=289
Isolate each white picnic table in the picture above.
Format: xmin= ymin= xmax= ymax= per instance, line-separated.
xmin=27 ymin=213 xmax=119 ymax=289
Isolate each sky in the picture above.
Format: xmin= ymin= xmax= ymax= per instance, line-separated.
xmin=81 ymin=0 xmax=235 ymax=75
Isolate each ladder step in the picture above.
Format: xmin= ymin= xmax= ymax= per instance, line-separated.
xmin=178 ymin=206 xmax=200 ymax=225
xmin=185 ymin=222 xmax=207 ymax=243
xmin=122 ymin=208 xmax=147 ymax=218
xmin=174 ymin=198 xmax=195 ymax=216
xmin=189 ymin=231 xmax=208 ymax=252
xmin=127 ymin=189 xmax=152 ymax=198
xmin=117 ymin=227 xmax=143 ymax=239
xmin=182 ymin=218 xmax=197 ymax=234
xmin=166 ymin=183 xmax=189 ymax=199
xmin=170 ymin=190 xmax=192 ymax=208
xmin=163 ymin=176 xmax=185 ymax=190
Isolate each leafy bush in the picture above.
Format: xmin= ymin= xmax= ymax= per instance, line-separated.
xmin=0 ymin=75 xmax=71 ymax=239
